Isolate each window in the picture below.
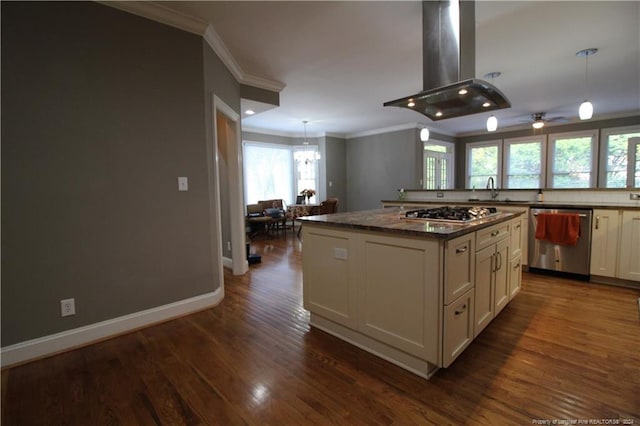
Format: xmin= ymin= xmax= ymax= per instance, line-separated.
xmin=423 ymin=141 xmax=454 ymax=189
xmin=600 ymin=126 xmax=640 ymax=188
xmin=629 ymin=137 xmax=640 ymax=187
xmin=503 ymin=136 xmax=546 ymax=189
xmin=293 ymin=146 xmax=320 ymax=203
xmin=244 ymin=141 xmax=319 ymax=205
xmin=243 ymin=142 xmax=294 ymax=204
xmin=547 ymin=130 xmax=598 ymax=188
xmin=467 ymin=141 xmax=501 ymax=189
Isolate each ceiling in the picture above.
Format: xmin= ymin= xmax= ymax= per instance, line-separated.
xmin=160 ymin=1 xmax=640 ymax=138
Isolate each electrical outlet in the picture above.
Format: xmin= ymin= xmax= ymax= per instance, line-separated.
xmin=436 ymin=191 xmax=444 ymax=198
xmin=227 ymin=241 xmax=231 ymax=251
xmin=630 ymin=193 xmax=640 ymax=200
xmin=60 ymin=298 xmax=75 ymax=317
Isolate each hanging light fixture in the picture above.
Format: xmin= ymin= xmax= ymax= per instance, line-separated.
xmin=576 ymin=48 xmax=597 ymax=120
xmin=486 ymin=115 xmax=498 ymax=132
xmin=294 ymin=120 xmax=321 ymax=164
xmin=532 ymin=113 xmax=545 ymax=129
xmin=484 ymin=72 xmax=501 ymax=132
xmin=420 ymin=127 xmax=430 ymax=141
xmin=302 ymin=120 xmax=309 ymax=144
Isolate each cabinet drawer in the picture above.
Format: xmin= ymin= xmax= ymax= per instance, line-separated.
xmin=442 ymin=288 xmax=475 ymax=368
xmin=444 ymin=234 xmax=475 ymax=305
xmin=476 ymin=221 xmax=509 ymax=250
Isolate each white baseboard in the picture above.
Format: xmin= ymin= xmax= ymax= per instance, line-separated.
xmin=222 ymin=256 xmax=233 ymax=269
xmin=1 ymin=288 xmax=224 ymax=368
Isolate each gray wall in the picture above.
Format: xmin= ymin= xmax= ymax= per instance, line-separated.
xmin=346 ymin=129 xmax=422 ymax=211
xmin=1 ymin=2 xmax=237 ymax=346
xmin=324 ymin=136 xmax=347 ymax=212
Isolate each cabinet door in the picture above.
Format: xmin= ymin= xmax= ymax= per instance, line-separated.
xmin=444 ymin=234 xmax=475 ymax=305
xmin=443 ymin=289 xmax=475 ymax=368
xmin=590 ymin=209 xmax=620 ymax=277
xmin=509 ymin=255 xmax=522 ymax=300
xmin=474 ymin=244 xmax=494 ymax=338
xmin=510 ymin=217 xmax=523 ymax=259
xmin=357 ymin=234 xmax=441 ymax=361
xmin=302 ymin=228 xmax=357 ymax=328
xmin=618 ymin=210 xmax=640 ymax=281
xmin=493 ymin=238 xmax=510 ymax=316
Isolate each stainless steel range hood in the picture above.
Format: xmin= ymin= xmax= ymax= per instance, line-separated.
xmin=384 ymin=0 xmax=510 ymax=121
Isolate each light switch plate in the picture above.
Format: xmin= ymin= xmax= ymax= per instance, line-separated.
xmin=178 ymin=177 xmax=188 ymax=191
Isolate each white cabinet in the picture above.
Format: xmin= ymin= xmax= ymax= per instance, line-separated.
xmin=302 ymin=215 xmax=523 ymax=376
xmin=357 ymin=234 xmax=441 ymax=361
xmin=590 ymin=209 xmax=621 ymax=278
xmin=509 ymin=255 xmax=522 ymax=300
xmin=618 ymin=210 xmax=640 ymax=281
xmin=499 ymin=206 xmax=528 ymax=266
xmin=493 ymin=238 xmax=511 ymax=316
xmin=474 ymin=222 xmax=510 ymax=338
xmin=442 ymin=288 xmax=474 ymax=368
xmin=302 ymin=227 xmax=358 ymax=328
xmin=444 ymin=233 xmax=475 ymax=305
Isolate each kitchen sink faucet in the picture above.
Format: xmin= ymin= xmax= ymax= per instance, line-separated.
xmin=486 ymin=177 xmax=500 ymax=200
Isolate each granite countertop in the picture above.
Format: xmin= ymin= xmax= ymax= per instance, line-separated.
xmin=298 ymin=208 xmax=521 ymax=240
xmin=381 ymin=199 xmax=640 ymax=210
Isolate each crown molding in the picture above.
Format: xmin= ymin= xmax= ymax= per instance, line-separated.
xmin=347 ymin=122 xmax=456 ymax=139
xmin=99 ymin=1 xmax=284 ymax=93
xmin=98 ymin=1 xmax=208 ymax=35
xmin=242 ymin=126 xmax=329 ymax=139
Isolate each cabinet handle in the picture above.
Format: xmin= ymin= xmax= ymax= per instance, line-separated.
xmin=516 ymin=224 xmax=521 ymax=229
xmin=456 ymin=246 xmax=468 ymax=254
xmin=491 ymin=230 xmax=500 ymax=237
xmin=595 ymin=215 xmax=600 ymax=230
xmin=513 ymin=261 xmax=520 ymax=269
xmin=496 ymin=252 xmax=502 ymax=271
xmin=455 ymin=304 xmax=467 ymax=315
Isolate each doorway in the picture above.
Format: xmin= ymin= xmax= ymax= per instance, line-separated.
xmin=213 ymin=95 xmax=248 ymax=276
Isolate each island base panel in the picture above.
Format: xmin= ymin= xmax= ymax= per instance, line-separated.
xmin=309 ymin=313 xmax=440 ymax=380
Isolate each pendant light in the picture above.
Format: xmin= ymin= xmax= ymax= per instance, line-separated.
xmin=420 ymin=127 xmax=430 ymax=141
xmin=484 ymin=72 xmax=501 ymax=131
xmin=486 ymin=115 xmax=498 ymax=132
xmin=576 ymin=48 xmax=597 ymax=120
xmin=302 ymin=120 xmax=309 ymax=145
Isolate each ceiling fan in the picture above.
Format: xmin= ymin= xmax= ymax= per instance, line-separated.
xmin=526 ymin=112 xmax=568 ymax=129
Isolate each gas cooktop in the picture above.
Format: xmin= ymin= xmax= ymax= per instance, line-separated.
xmin=404 ymin=206 xmax=499 ymax=223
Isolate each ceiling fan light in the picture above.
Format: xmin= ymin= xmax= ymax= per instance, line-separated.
xmin=579 ymin=100 xmax=593 ymax=120
xmin=532 ymin=120 xmax=545 ymax=129
xmin=420 ymin=128 xmax=430 ymax=141
xmin=486 ymin=115 xmax=498 ymax=132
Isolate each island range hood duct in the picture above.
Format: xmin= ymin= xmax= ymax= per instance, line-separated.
xmin=384 ymin=0 xmax=510 ymax=121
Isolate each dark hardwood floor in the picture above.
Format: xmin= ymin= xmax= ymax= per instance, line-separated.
xmin=3 ymin=228 xmax=640 ymax=425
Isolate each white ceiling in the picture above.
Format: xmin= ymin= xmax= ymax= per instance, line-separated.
xmin=160 ymin=1 xmax=640 ymax=138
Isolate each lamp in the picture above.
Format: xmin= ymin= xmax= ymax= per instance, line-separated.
xmin=484 ymin=72 xmax=501 ymax=132
xmin=576 ymin=48 xmax=597 ymax=120
xmin=420 ymin=127 xmax=430 ymax=141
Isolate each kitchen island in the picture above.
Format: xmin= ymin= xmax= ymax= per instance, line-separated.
xmin=299 ymin=207 xmax=523 ymax=379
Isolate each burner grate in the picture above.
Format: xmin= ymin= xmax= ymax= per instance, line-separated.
xmin=405 ymin=206 xmax=498 ymax=222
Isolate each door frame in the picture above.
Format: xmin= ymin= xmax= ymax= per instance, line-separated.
xmin=211 ymin=94 xmax=248 ymax=277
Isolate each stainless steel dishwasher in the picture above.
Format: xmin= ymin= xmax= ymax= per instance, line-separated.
xmin=528 ymin=207 xmax=593 ymax=279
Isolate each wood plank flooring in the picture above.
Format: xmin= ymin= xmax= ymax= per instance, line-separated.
xmin=3 ymin=230 xmax=640 ymax=425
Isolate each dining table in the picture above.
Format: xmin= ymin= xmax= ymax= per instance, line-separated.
xmin=287 ymin=203 xmax=320 ymax=235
